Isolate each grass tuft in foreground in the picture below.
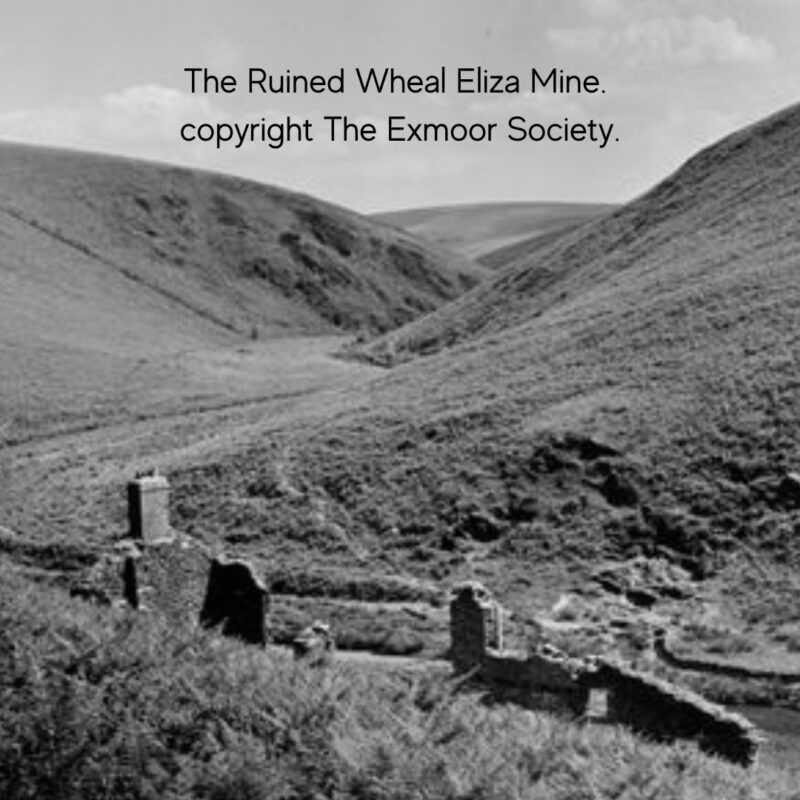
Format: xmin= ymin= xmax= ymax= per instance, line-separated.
xmin=1 ymin=564 xmax=798 ymax=799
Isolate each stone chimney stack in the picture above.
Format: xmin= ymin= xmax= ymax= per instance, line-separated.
xmin=127 ymin=470 xmax=172 ymax=544
xmin=449 ymin=581 xmax=502 ymax=672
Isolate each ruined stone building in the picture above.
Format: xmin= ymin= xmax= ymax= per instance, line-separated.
xmin=447 ymin=581 xmax=759 ymax=766
xmin=79 ymin=472 xmax=268 ymax=646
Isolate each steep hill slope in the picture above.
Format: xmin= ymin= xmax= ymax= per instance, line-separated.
xmin=376 ymin=201 xmax=612 ymax=260
xmin=165 ymin=102 xmax=800 ymax=619
xmin=363 ymin=103 xmax=800 ymax=363
xmin=0 ymin=142 xmax=483 ymax=440
xmin=3 ymin=106 xmax=800 ymax=792
xmin=0 ymin=143 xmax=483 ymax=344
xmin=4 ymin=104 xmax=800 ymax=686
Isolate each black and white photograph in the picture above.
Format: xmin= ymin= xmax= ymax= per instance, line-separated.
xmin=1 ymin=0 xmax=799 ymax=796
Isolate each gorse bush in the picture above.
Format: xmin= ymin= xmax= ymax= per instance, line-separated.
xmin=1 ymin=565 xmax=798 ymax=799
xmin=0 ymin=570 xmax=341 ymax=800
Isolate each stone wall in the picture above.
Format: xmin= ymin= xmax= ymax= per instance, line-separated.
xmin=447 ymin=581 xmax=760 ymax=766
xmin=449 ymin=581 xmax=502 ymax=672
xmin=124 ymin=537 xmax=210 ymax=629
xmin=199 ymin=557 xmax=268 ymax=645
xmin=71 ymin=541 xmax=139 ymax=605
xmin=581 ymin=660 xmax=760 ymax=766
xmin=74 ymin=474 xmax=270 ymax=645
xmin=483 ymin=648 xmax=588 ymax=713
xmin=654 ymin=628 xmax=800 ymax=683
xmin=449 ymin=581 xmax=583 ymax=706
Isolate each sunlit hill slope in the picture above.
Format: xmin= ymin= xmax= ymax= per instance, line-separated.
xmin=252 ymin=102 xmax=800 ymax=595
xmin=0 ymin=142 xmax=483 ymax=439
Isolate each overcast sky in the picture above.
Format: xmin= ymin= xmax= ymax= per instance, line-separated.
xmin=0 ymin=0 xmax=796 ymax=212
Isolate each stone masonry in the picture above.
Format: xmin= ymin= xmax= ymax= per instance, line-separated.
xmin=450 ymin=581 xmax=503 ymax=672
xmin=448 ymin=581 xmax=759 ymax=766
xmin=127 ymin=471 xmax=172 ymax=543
xmin=123 ymin=537 xmax=209 ymax=628
xmin=74 ymin=473 xmax=271 ymax=644
xmin=121 ymin=471 xmax=210 ymax=627
xmin=580 ymin=660 xmax=759 ymax=766
xmin=199 ymin=556 xmax=269 ymax=645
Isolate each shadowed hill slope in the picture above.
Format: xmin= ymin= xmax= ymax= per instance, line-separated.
xmin=0 ymin=142 xmax=484 ymax=345
xmin=376 ymin=201 xmax=612 ymax=261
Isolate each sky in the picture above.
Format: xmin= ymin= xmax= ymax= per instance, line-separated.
xmin=0 ymin=0 xmax=797 ymax=212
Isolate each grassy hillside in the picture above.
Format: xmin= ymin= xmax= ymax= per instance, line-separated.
xmin=0 ymin=142 xmax=484 ymax=441
xmin=360 ymin=103 xmax=800 ymax=364
xmin=139 ymin=101 xmax=800 ymax=666
xmin=376 ymin=201 xmax=612 ymax=261
xmin=4 ymin=105 xmax=800 ymax=792
xmin=4 ymin=104 xmax=800 ymax=627
xmin=0 ymin=143 xmax=484 ymax=340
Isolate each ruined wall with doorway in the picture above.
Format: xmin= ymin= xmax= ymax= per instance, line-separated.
xmin=448 ymin=580 xmax=759 ymax=766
